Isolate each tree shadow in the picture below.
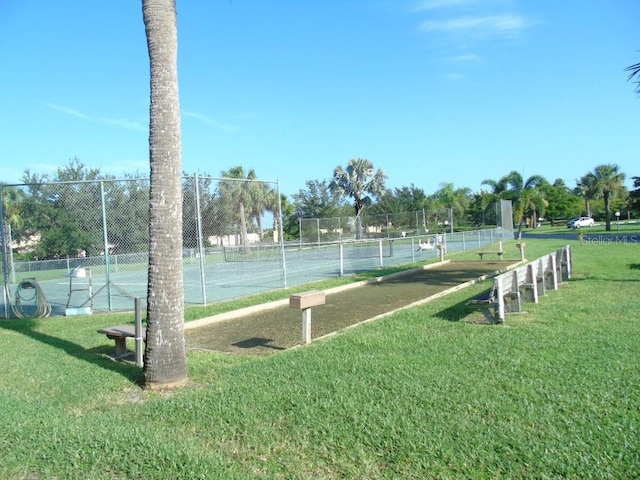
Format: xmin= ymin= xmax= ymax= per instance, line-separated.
xmin=629 ymin=264 xmax=640 ymax=270
xmin=0 ymin=319 xmax=143 ymax=384
xmin=232 ymin=337 xmax=287 ymax=351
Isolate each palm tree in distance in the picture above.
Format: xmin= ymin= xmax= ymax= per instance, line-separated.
xmin=483 ymin=171 xmax=546 ymax=239
xmin=220 ymin=166 xmax=258 ymax=252
xmin=575 ymin=173 xmax=598 ymax=218
xmin=142 ymin=0 xmax=187 ymax=388
xmin=251 ymin=181 xmax=276 ymax=240
xmin=588 ymin=164 xmax=626 ymax=231
xmin=329 ymin=158 xmax=387 ymax=239
xmin=430 ymin=182 xmax=471 ymax=232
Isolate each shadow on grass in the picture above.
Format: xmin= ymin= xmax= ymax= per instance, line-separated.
xmin=563 ymin=276 xmax=640 ymax=283
xmin=629 ymin=263 xmax=640 ymax=270
xmin=432 ymin=294 xmax=501 ymax=325
xmin=0 ymin=319 xmax=143 ymax=384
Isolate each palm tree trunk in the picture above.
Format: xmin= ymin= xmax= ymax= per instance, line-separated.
xmin=239 ymin=202 xmax=250 ymax=253
xmin=142 ymin=0 xmax=187 ymax=388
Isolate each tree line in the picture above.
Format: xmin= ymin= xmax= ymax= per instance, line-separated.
xmin=1 ymin=157 xmax=635 ymax=262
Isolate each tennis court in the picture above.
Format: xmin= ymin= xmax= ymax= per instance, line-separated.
xmin=3 ymin=232 xmax=504 ymax=319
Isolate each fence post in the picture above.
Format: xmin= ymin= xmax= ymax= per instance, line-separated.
xmin=276 ymin=181 xmax=288 ymax=289
xmin=339 ymin=243 xmax=344 ymax=277
xmin=194 ymin=174 xmax=207 ymax=305
xmin=134 ymin=297 xmax=143 ymax=367
xmin=0 ymin=192 xmax=10 ymax=319
xmin=100 ymin=181 xmax=113 ymax=311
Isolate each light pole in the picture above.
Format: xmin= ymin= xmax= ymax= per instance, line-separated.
xmin=615 ymin=211 xmax=620 ymax=232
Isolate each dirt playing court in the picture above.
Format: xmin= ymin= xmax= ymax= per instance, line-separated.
xmin=185 ymin=260 xmax=513 ymax=355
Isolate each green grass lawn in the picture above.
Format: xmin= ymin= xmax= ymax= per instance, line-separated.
xmin=526 ymin=219 xmax=640 ymax=236
xmin=0 ymin=238 xmax=639 ymax=479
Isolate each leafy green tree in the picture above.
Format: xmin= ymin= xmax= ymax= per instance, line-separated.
xmin=14 ymin=159 xmax=105 ymax=258
xmin=104 ymin=177 xmax=150 ymax=254
xmin=429 ymin=182 xmax=472 ymax=230
xmin=329 ymin=158 xmax=387 ymax=238
xmin=372 ymin=184 xmax=427 ymax=214
xmin=586 ymin=164 xmax=627 ymax=231
xmin=292 ymin=179 xmax=346 ymax=219
xmin=142 ymin=0 xmax=187 ymax=388
xmin=540 ymin=179 xmax=581 ymax=224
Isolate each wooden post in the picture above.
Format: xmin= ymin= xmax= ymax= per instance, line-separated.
xmin=516 ymin=242 xmax=526 ymax=262
xmin=436 ymin=244 xmax=446 ymax=262
xmin=290 ymin=291 xmax=326 ymax=345
xmin=301 ymin=308 xmax=312 ymax=344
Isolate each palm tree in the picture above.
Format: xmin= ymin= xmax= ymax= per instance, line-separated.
xmin=520 ymin=185 xmax=548 ymax=228
xmin=250 ymin=181 xmax=276 ymax=240
xmin=589 ymin=164 xmax=626 ymax=231
xmin=626 ymin=60 xmax=640 ymax=95
xmin=1 ymin=185 xmax=25 ymax=231
xmin=329 ymin=158 xmax=387 ymax=239
xmin=142 ymin=0 xmax=187 ymax=388
xmin=430 ymin=182 xmax=471 ymax=232
xmin=220 ymin=166 xmax=258 ymax=252
xmin=484 ymin=171 xmax=546 ymax=238
xmin=575 ymin=173 xmax=598 ymax=218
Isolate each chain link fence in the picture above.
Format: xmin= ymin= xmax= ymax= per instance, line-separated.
xmin=1 ymin=178 xmax=512 ymax=318
xmin=299 ymin=202 xmax=508 ymax=244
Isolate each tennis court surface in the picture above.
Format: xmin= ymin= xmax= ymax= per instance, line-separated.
xmin=185 ymin=260 xmax=514 ymax=355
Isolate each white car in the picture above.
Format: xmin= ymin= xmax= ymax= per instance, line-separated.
xmin=567 ymin=216 xmax=595 ymax=228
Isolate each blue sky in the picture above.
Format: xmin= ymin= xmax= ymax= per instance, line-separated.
xmin=1 ymin=1 xmax=638 ymax=198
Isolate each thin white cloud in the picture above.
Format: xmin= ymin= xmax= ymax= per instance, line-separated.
xmin=420 ymin=14 xmax=528 ymax=37
xmin=42 ymin=101 xmax=146 ymax=132
xmin=99 ymin=118 xmax=146 ymax=131
xmin=411 ymin=0 xmax=478 ymax=11
xmin=43 ymin=102 xmax=91 ymax=121
xmin=182 ymin=110 xmax=237 ymax=133
xmin=443 ymin=53 xmax=482 ymax=63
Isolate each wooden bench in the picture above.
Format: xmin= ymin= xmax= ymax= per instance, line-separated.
xmin=476 ymin=251 xmax=504 ymax=261
xmin=466 ymin=283 xmax=499 ymax=318
xmin=97 ymin=324 xmax=146 ymax=358
xmin=466 ymin=246 xmax=571 ymax=323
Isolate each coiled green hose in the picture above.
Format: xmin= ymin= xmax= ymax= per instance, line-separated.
xmin=12 ymin=278 xmax=52 ymax=318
